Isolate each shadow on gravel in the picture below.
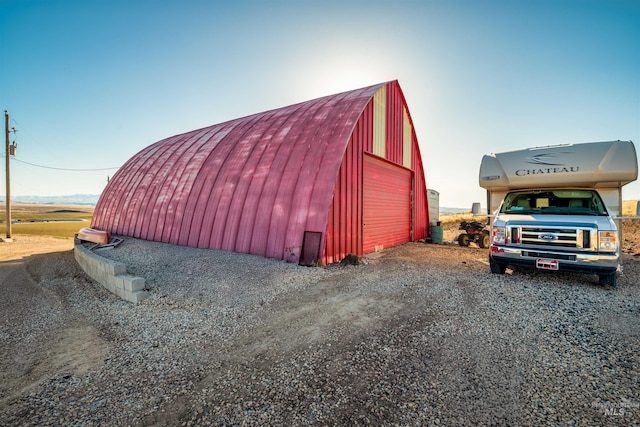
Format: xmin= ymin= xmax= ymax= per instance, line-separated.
xmin=0 ymin=252 xmax=109 ymax=408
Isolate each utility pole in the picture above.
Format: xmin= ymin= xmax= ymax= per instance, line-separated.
xmin=4 ymin=110 xmax=12 ymax=242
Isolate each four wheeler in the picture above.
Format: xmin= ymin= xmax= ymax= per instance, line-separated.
xmin=457 ymin=220 xmax=490 ymax=248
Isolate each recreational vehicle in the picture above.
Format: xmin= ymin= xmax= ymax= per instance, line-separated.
xmin=479 ymin=140 xmax=637 ymax=287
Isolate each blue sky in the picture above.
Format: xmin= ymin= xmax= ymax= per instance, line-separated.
xmin=1 ymin=0 xmax=639 ymax=209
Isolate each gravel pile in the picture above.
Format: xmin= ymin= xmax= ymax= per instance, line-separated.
xmin=1 ymin=235 xmax=639 ymax=426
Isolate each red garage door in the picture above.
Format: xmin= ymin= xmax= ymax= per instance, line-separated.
xmin=363 ymin=154 xmax=412 ymax=253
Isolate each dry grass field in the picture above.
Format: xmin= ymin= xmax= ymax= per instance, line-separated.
xmin=623 ymin=199 xmax=640 ymax=216
xmin=0 ymin=203 xmax=93 ymax=239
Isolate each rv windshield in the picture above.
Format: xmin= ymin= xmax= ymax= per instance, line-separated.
xmin=500 ymin=190 xmax=607 ymax=215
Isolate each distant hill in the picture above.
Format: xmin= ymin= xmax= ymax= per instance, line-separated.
xmin=440 ymin=207 xmax=475 ymax=214
xmin=0 ymin=194 xmax=100 ymax=205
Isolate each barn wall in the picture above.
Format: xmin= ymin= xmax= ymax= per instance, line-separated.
xmin=322 ymin=81 xmax=429 ymax=264
xmin=94 ymin=85 xmax=382 ymax=264
xmin=93 ymin=80 xmax=427 ymax=266
xmin=403 ymin=108 xmax=411 ymax=168
xmin=386 ymin=83 xmax=404 ymax=165
xmin=373 ymin=82 xmax=429 ymax=241
xmin=372 ymin=87 xmax=386 ymax=158
xmin=324 ymin=102 xmax=371 ymax=264
xmin=412 ymin=134 xmax=429 ymax=240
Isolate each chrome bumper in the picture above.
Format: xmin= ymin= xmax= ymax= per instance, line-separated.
xmin=490 ymin=245 xmax=620 ymax=273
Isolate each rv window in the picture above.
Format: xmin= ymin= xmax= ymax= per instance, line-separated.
xmin=501 ymin=190 xmax=607 ymax=215
xmin=552 ymin=190 xmax=593 ymax=198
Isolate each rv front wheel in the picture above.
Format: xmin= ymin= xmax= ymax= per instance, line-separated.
xmin=489 ymin=257 xmax=506 ymax=274
xmin=598 ymin=272 xmax=617 ymax=288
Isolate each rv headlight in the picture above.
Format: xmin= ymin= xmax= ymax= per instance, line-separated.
xmin=492 ymin=226 xmax=506 ymax=245
xmin=598 ymin=231 xmax=618 ymax=252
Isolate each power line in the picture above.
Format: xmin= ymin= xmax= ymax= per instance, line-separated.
xmin=5 ymin=118 xmax=122 ymax=172
xmin=13 ymin=157 xmax=120 ymax=171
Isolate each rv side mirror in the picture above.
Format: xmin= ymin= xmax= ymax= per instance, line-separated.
xmin=636 ymin=201 xmax=640 ymax=216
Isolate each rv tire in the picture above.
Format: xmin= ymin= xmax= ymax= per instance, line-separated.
xmin=489 ymin=257 xmax=506 ymax=274
xmin=598 ymin=272 xmax=617 ymax=288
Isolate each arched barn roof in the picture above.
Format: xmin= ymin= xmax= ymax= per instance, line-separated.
xmin=92 ymin=80 xmax=428 ymax=264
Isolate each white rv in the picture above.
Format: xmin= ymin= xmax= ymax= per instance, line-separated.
xmin=479 ymin=140 xmax=638 ymax=287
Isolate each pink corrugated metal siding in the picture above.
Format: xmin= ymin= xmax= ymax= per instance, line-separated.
xmin=363 ymin=154 xmax=412 ymax=252
xmin=373 ymin=81 xmax=428 ymax=241
xmin=386 ymin=81 xmax=429 ymax=240
xmin=386 ymin=85 xmax=404 ymax=164
xmin=230 ymin=111 xmax=293 ymax=254
xmin=324 ymin=105 xmax=368 ymax=264
xmin=412 ymin=135 xmax=429 ymax=240
xmin=405 ymin=107 xmax=429 ymax=239
xmin=93 ymin=83 xmax=386 ymax=262
xmin=321 ymin=81 xmax=428 ymax=263
xmin=93 ymin=80 xmax=429 ymax=264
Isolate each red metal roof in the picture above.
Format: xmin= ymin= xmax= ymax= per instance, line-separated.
xmin=93 ymin=82 xmax=390 ymax=262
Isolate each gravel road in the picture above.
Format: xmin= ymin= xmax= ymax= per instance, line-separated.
xmin=1 ymin=224 xmax=639 ymax=426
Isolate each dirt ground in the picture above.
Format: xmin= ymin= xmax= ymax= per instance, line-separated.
xmin=0 ymin=236 xmax=75 ymax=262
xmin=1 ymin=219 xmax=639 ymax=424
xmin=0 ymin=236 xmax=107 ymax=405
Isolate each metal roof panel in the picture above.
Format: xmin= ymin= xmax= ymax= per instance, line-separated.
xmin=93 ymin=82 xmax=388 ymax=262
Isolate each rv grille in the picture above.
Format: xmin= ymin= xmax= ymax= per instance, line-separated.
xmin=510 ymin=225 xmax=595 ymax=251
xmin=522 ymin=251 xmax=576 ymax=261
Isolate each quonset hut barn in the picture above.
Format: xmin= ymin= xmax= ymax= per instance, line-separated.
xmin=92 ymin=80 xmax=430 ymax=265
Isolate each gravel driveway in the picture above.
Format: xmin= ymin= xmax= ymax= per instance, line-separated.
xmin=1 ymin=234 xmax=639 ymax=426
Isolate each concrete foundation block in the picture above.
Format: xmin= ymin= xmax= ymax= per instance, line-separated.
xmin=121 ymin=275 xmax=145 ymax=292
xmin=74 ymin=242 xmax=149 ymax=304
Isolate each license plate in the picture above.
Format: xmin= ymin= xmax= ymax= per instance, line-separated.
xmin=536 ymin=259 xmax=559 ymax=270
